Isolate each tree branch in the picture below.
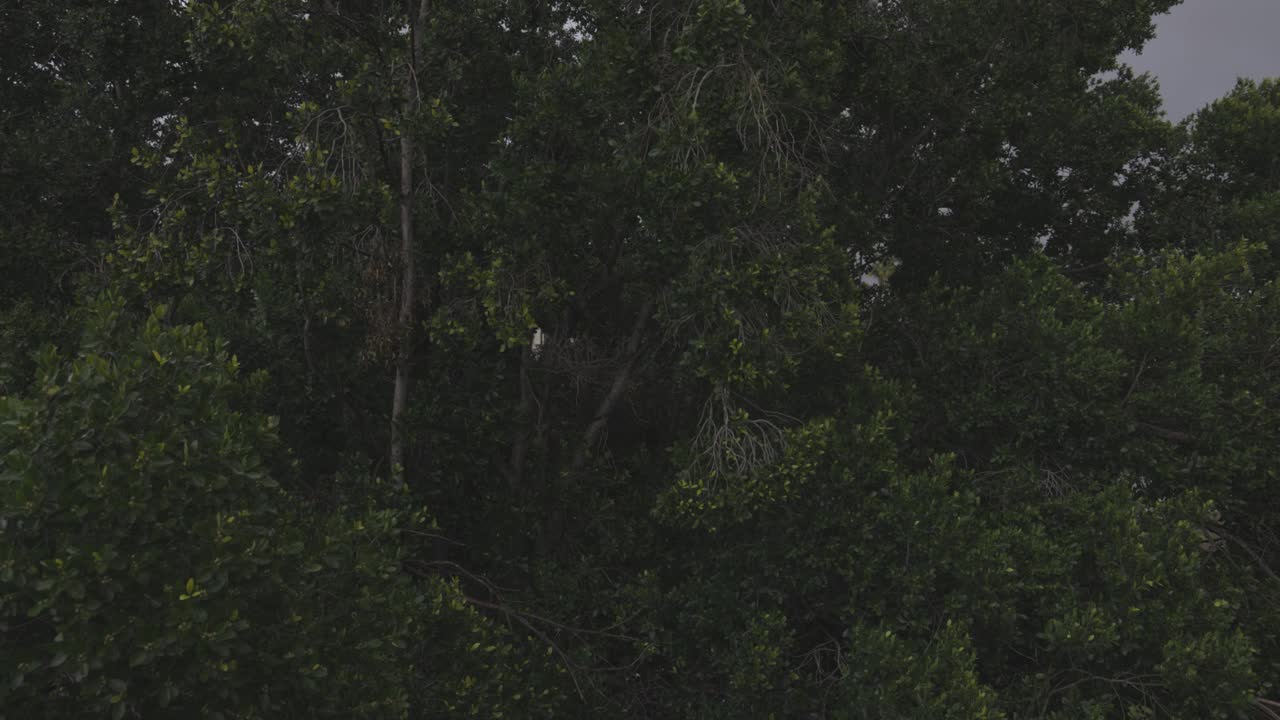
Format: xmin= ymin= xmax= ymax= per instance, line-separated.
xmin=1136 ymin=420 xmax=1195 ymax=445
xmin=571 ymin=300 xmax=654 ymax=470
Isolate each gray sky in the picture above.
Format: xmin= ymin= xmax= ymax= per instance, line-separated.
xmin=1121 ymin=0 xmax=1280 ymax=120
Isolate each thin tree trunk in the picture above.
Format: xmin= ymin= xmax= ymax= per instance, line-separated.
xmin=390 ymin=0 xmax=430 ymax=482
xmin=505 ymin=347 xmax=535 ymax=492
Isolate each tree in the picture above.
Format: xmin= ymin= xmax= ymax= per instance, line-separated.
xmin=1139 ymin=78 xmax=1280 ymax=276
xmin=0 ymin=0 xmax=195 ymax=392
xmin=4 ymin=0 xmax=1280 ymax=717
xmin=0 ymin=300 xmax=565 ymax=717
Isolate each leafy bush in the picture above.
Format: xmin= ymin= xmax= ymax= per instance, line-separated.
xmin=0 ymin=302 xmax=562 ymax=718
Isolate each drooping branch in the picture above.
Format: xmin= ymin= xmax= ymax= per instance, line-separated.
xmin=691 ymin=385 xmax=789 ymax=483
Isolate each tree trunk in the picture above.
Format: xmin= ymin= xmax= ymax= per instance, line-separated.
xmin=390 ymin=0 xmax=430 ymax=483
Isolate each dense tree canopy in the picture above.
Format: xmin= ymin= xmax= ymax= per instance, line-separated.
xmin=3 ymin=0 xmax=1279 ymax=717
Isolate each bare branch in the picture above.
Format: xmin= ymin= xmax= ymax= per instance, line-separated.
xmin=572 ymin=300 xmax=655 ymax=469
xmin=691 ymin=385 xmax=789 ymax=484
xmin=1135 ymin=420 xmax=1195 ymax=445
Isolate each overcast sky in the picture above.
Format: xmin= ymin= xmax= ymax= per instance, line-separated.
xmin=1122 ymin=0 xmax=1280 ymax=121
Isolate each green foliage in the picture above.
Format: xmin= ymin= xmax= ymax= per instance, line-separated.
xmin=5 ymin=0 xmax=1280 ymax=717
xmin=0 ymin=302 xmax=562 ymax=718
xmin=836 ymin=622 xmax=1001 ymax=719
xmin=1139 ymin=79 xmax=1280 ymax=275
